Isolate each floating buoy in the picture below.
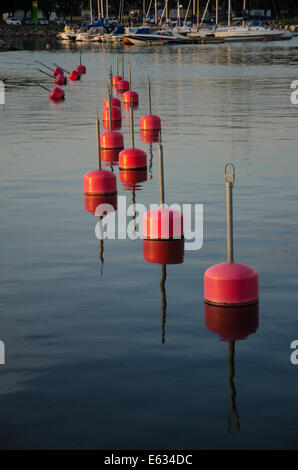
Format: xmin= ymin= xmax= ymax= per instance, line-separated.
xmin=55 ymin=74 xmax=67 ymax=85
xmin=119 ymin=102 xmax=147 ymax=170
xmin=102 ymin=105 xmax=121 ymax=124
xmin=53 ymin=67 xmax=64 ymax=77
xmin=104 ymin=97 xmax=121 ymax=109
xmin=69 ymin=70 xmax=81 ymax=81
xmin=205 ymin=303 xmax=259 ymax=342
xmin=76 ymin=51 xmax=86 ymax=74
xmin=49 ymin=86 xmax=65 ymax=101
xmin=100 ymin=86 xmax=124 ymax=167
xmin=143 ymin=138 xmax=184 ymax=265
xmin=84 ymin=112 xmax=117 ymax=201
xmin=117 ymin=79 xmax=129 ymax=93
xmin=112 ymin=55 xmax=122 ymax=87
xmin=140 ymin=77 xmax=161 ymax=133
xmin=204 ymin=163 xmax=259 ymax=306
xmin=122 ymin=63 xmax=139 ymax=105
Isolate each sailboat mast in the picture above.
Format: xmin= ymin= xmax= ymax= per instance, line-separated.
xmin=90 ymin=0 xmax=93 ymax=24
xmin=216 ymin=0 xmax=218 ymax=25
xmin=228 ymin=0 xmax=231 ymax=27
xmin=155 ymin=0 xmax=158 ymax=24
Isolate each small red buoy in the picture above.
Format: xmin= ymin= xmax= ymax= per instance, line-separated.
xmin=102 ymin=106 xmax=121 ymax=125
xmin=49 ymin=87 xmax=65 ymax=101
xmin=123 ymin=90 xmax=139 ymax=105
xmin=112 ymin=76 xmax=122 ymax=87
xmin=100 ymin=130 xmax=124 ymax=151
xmin=104 ymin=97 xmax=121 ymax=109
xmin=55 ymin=74 xmax=67 ymax=85
xmin=119 ymin=148 xmax=147 ymax=170
xmin=76 ymin=64 xmax=86 ymax=74
xmin=117 ymin=79 xmax=129 ymax=93
xmin=53 ymin=67 xmax=64 ymax=77
xmin=205 ymin=303 xmax=259 ymax=342
xmin=69 ymin=70 xmax=81 ymax=81
xmin=204 ymin=163 xmax=259 ymax=306
xmin=140 ymin=129 xmax=160 ymax=143
xmin=85 ymin=193 xmax=117 ymax=215
xmin=84 ymin=169 xmax=117 ymax=196
xmin=140 ymin=77 xmax=161 ymax=132
xmin=140 ymin=114 xmax=161 ymax=132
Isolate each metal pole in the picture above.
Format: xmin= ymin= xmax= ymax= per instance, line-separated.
xmin=96 ymin=110 xmax=102 ymax=170
xmin=116 ymin=55 xmax=118 ymax=76
xmin=79 ymin=51 xmax=81 ymax=65
xmin=122 ymin=57 xmax=124 ymax=79
xmin=97 ymin=0 xmax=101 ymax=19
xmin=90 ymin=0 xmax=93 ymax=24
xmin=197 ymin=0 xmax=199 ymax=28
xmin=106 ymin=0 xmax=108 ymax=18
xmin=101 ymin=0 xmax=104 ymax=20
xmin=108 ymin=82 xmax=112 ymax=131
xmin=216 ymin=0 xmax=218 ymax=25
xmin=224 ymin=162 xmax=235 ymax=263
xmin=158 ymin=134 xmax=165 ymax=205
xmin=130 ymin=101 xmax=134 ymax=148
xmin=155 ymin=0 xmax=158 ymax=24
xmin=148 ymin=76 xmax=152 ymax=114
xmin=228 ymin=0 xmax=231 ymax=26
xmin=128 ymin=63 xmax=131 ymax=89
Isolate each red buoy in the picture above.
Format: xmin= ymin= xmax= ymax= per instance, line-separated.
xmin=53 ymin=67 xmax=64 ymax=77
xmin=119 ymin=148 xmax=147 ymax=170
xmin=55 ymin=74 xmax=67 ymax=85
xmin=101 ymin=149 xmax=120 ymax=167
xmin=140 ymin=114 xmax=161 ymax=132
xmin=123 ymin=90 xmax=139 ymax=106
xmin=117 ymin=79 xmax=129 ymax=93
xmin=85 ymin=194 xmax=117 ymax=215
xmin=205 ymin=303 xmax=259 ymax=342
xmin=76 ymin=65 xmax=86 ymax=74
xmin=84 ymin=169 xmax=117 ymax=196
xmin=49 ymin=86 xmax=65 ymax=101
xmin=69 ymin=70 xmax=81 ymax=81
xmin=112 ymin=75 xmax=122 ymax=87
xmin=104 ymin=97 xmax=121 ymax=109
xmin=140 ymin=129 xmax=160 ymax=144
xmin=100 ymin=130 xmax=124 ymax=151
xmin=140 ymin=77 xmax=161 ymax=132
xmin=102 ymin=106 xmax=121 ymax=125
xmin=142 ymin=141 xmax=184 ymax=265
xmin=204 ymin=163 xmax=259 ymax=306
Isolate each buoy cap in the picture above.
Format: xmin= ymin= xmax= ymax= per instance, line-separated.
xmin=117 ymin=79 xmax=129 ymax=91
xmin=119 ymin=148 xmax=147 ymax=170
xmin=140 ymin=114 xmax=161 ymax=131
xmin=122 ymin=90 xmax=139 ymax=104
xmin=49 ymin=87 xmax=65 ymax=101
xmin=76 ymin=64 xmax=86 ymax=74
xmin=204 ymin=262 xmax=259 ymax=306
xmin=69 ymin=70 xmax=80 ymax=80
xmin=143 ymin=208 xmax=184 ymax=240
xmin=100 ymin=130 xmax=124 ymax=150
xmin=84 ymin=169 xmax=117 ymax=195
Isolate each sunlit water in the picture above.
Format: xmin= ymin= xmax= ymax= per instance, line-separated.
xmin=0 ymin=37 xmax=298 ymax=449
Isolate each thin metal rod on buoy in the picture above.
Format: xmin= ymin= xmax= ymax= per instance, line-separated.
xmin=108 ymin=82 xmax=112 ymax=132
xmin=158 ymin=132 xmax=165 ymax=206
xmin=38 ymin=68 xmax=53 ymax=79
xmin=116 ymin=55 xmax=118 ymax=76
xmin=147 ymin=76 xmax=152 ymax=114
xmin=79 ymin=51 xmax=82 ymax=66
xmin=53 ymin=63 xmax=70 ymax=74
xmin=96 ymin=110 xmax=102 ymax=170
xmin=130 ymin=100 xmax=134 ymax=148
xmin=38 ymin=84 xmax=51 ymax=92
xmin=121 ymin=57 xmax=124 ymax=78
xmin=109 ymin=66 xmax=113 ymax=92
xmin=35 ymin=60 xmax=53 ymax=72
xmin=224 ymin=162 xmax=235 ymax=263
xmin=128 ymin=63 xmax=131 ymax=89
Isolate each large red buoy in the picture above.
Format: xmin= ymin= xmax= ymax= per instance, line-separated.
xmin=69 ymin=70 xmax=81 ymax=81
xmin=55 ymin=74 xmax=67 ymax=85
xmin=49 ymin=86 xmax=65 ymax=101
xmin=204 ymin=163 xmax=259 ymax=306
xmin=119 ymin=102 xmax=147 ymax=171
xmin=84 ymin=113 xmax=117 ymax=204
xmin=76 ymin=51 xmax=86 ymax=74
xmin=53 ymin=67 xmax=64 ymax=77
xmin=205 ymin=303 xmax=259 ymax=342
xmin=140 ymin=77 xmax=161 ymax=133
xmin=143 ymin=139 xmax=184 ymax=265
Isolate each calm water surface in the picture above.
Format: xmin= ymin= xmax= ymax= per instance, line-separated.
xmin=0 ymin=38 xmax=298 ymax=449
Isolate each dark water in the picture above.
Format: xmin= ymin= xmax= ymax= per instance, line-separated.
xmin=0 ymin=38 xmax=298 ymax=449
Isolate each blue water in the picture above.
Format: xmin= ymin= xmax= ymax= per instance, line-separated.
xmin=0 ymin=38 xmax=298 ymax=449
